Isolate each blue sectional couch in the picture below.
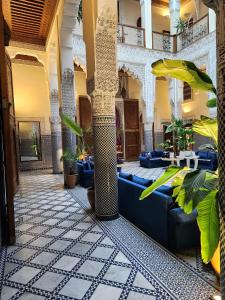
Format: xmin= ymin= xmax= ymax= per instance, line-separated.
xmin=118 ymin=172 xmax=200 ymax=250
xmin=77 ymin=161 xmax=94 ymax=188
xmin=195 ymin=151 xmax=218 ymax=171
xmin=139 ymin=151 xmax=171 ymax=168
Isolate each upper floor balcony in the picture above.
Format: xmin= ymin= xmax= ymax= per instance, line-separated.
xmin=116 ymin=14 xmax=210 ymax=52
xmin=117 ymin=24 xmax=145 ymax=47
xmin=152 ymin=15 xmax=209 ymax=53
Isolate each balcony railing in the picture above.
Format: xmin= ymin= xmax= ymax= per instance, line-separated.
xmin=152 ymin=14 xmax=209 ymax=53
xmin=117 ymin=24 xmax=145 ymax=47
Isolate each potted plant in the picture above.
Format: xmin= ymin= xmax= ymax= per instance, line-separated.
xmin=61 ymin=149 xmax=79 ymax=189
xmin=145 ymin=59 xmax=219 ymax=275
xmin=165 ymin=117 xmax=195 ymax=157
xmin=158 ymin=139 xmax=173 ymax=158
xmin=60 ymin=113 xmax=83 ymax=189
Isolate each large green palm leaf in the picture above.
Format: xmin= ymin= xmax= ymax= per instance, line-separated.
xmin=139 ymin=166 xmax=182 ymax=200
xmin=197 ymin=190 xmax=219 ymax=263
xmin=193 ymin=116 xmax=218 ymax=146
xmin=60 ymin=113 xmax=83 ymax=137
xmin=152 ymin=59 xmax=217 ymax=95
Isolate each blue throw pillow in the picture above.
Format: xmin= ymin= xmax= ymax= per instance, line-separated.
xmin=132 ymin=175 xmax=153 ymax=187
xmin=157 ymin=185 xmax=173 ymax=196
xmin=119 ymin=172 xmax=132 ymax=180
xmin=146 ymin=152 xmax=152 ymax=158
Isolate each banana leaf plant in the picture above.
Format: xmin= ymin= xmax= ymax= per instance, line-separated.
xmin=140 ymin=59 xmax=219 ymax=264
xmin=60 ymin=113 xmax=86 ymax=173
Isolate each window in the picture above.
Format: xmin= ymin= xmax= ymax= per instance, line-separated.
xmin=183 ymin=82 xmax=192 ymax=101
xmin=18 ymin=121 xmax=42 ymax=162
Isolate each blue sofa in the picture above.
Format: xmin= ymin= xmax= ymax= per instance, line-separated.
xmin=139 ymin=151 xmax=171 ymax=168
xmin=77 ymin=161 xmax=94 ymax=188
xmin=195 ymin=151 xmax=218 ymax=171
xmin=118 ymin=173 xmax=200 ymax=250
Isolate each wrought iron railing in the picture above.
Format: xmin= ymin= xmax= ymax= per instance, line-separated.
xmin=152 ymin=15 xmax=209 ymax=53
xmin=117 ymin=24 xmax=145 ymax=47
xmin=176 ymin=15 xmax=209 ymax=51
xmin=152 ymin=32 xmax=175 ymax=53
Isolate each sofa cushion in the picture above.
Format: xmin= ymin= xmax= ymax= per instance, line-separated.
xmin=83 ymin=170 xmax=94 ymax=176
xmin=157 ymin=185 xmax=174 ymax=196
xmin=119 ymin=172 xmax=132 ymax=180
xmin=132 ymin=175 xmax=153 ymax=187
xmin=153 ymin=150 xmax=164 ymax=158
xmin=198 ymin=151 xmax=208 ymax=159
xmin=208 ymin=152 xmax=217 ymax=159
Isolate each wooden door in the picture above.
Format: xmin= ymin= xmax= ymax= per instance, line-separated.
xmin=0 ymin=6 xmax=18 ymax=245
xmin=124 ymin=100 xmax=140 ymax=160
xmin=79 ymin=97 xmax=93 ymax=154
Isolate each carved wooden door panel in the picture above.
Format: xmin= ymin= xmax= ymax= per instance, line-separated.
xmin=79 ymin=97 xmax=93 ymax=154
xmin=124 ymin=100 xmax=140 ymax=160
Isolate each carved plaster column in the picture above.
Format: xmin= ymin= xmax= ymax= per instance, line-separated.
xmin=50 ymin=89 xmax=63 ymax=173
xmin=61 ymin=69 xmax=76 ymax=174
xmin=140 ymin=0 xmax=152 ymax=48
xmin=49 ymin=47 xmax=63 ymax=174
xmin=169 ymin=78 xmax=183 ymax=119
xmin=169 ymin=0 xmax=180 ymax=35
xmin=60 ymin=0 xmax=80 ymax=175
xmin=83 ymin=0 xmax=119 ymax=220
xmin=144 ymin=70 xmax=155 ymax=151
xmin=144 ymin=122 xmax=153 ymax=151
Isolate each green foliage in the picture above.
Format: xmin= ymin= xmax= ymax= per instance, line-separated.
xmin=158 ymin=139 xmax=172 ymax=151
xmin=60 ymin=113 xmax=83 ymax=137
xmin=207 ymin=98 xmax=217 ymax=108
xmin=146 ymin=59 xmax=220 ymax=263
xmin=139 ymin=166 xmax=182 ymax=200
xmin=193 ymin=116 xmax=218 ymax=147
xmin=175 ymin=18 xmax=188 ymax=34
xmin=166 ymin=117 xmax=195 ymax=151
xmin=151 ymin=59 xmax=217 ymax=95
xmin=197 ymin=190 xmax=219 ymax=263
xmin=60 ymin=149 xmax=78 ymax=163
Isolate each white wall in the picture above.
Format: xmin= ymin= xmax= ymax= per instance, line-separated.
xmin=119 ymin=0 xmax=141 ymax=26
xmin=154 ymin=79 xmax=171 ymax=131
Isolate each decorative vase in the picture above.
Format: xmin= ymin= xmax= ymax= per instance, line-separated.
xmin=87 ymin=187 xmax=95 ymax=211
xmin=64 ymin=174 xmax=78 ymax=189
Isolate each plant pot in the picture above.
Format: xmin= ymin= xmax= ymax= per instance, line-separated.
xmin=64 ymin=174 xmax=78 ymax=189
xmin=87 ymin=187 xmax=95 ymax=211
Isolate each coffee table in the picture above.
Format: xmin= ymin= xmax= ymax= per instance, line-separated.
xmin=176 ymin=155 xmax=199 ymax=170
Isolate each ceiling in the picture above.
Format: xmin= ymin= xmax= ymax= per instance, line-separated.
xmin=2 ymin=0 xmax=58 ymax=46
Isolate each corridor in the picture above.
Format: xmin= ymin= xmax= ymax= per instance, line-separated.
xmin=0 ymin=172 xmax=218 ymax=300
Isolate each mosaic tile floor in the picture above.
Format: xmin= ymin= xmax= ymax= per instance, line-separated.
xmin=0 ymin=170 xmax=219 ymax=300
